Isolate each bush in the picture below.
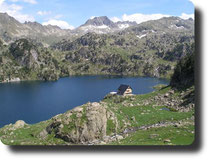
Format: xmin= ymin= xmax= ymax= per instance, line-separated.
xmin=170 ymin=53 xmax=194 ymax=89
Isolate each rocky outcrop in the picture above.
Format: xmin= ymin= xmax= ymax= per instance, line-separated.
xmin=14 ymin=120 xmax=26 ymax=129
xmin=43 ymin=102 xmax=119 ymax=144
xmin=9 ymin=39 xmax=40 ymax=69
xmin=149 ymin=87 xmax=195 ymax=112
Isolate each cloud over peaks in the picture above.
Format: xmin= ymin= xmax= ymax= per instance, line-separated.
xmin=0 ymin=0 xmax=35 ymax=22
xmin=111 ymin=13 xmax=170 ymax=24
xmin=179 ymin=13 xmax=194 ymax=19
xmin=111 ymin=12 xmax=194 ymax=24
xmin=42 ymin=19 xmax=75 ymax=30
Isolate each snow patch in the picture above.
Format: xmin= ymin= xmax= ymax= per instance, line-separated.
xmin=96 ymin=25 xmax=109 ymax=29
xmin=81 ymin=25 xmax=110 ymax=30
xmin=137 ymin=34 xmax=147 ymax=39
xmin=169 ymin=24 xmax=184 ymax=29
xmin=118 ymin=24 xmax=130 ymax=29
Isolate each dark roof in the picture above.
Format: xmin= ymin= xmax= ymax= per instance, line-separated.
xmin=118 ymin=84 xmax=132 ymax=93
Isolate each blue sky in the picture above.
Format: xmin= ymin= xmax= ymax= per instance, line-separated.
xmin=0 ymin=0 xmax=194 ymax=29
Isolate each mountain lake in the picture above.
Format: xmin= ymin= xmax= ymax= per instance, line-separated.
xmin=0 ymin=75 xmax=169 ymax=128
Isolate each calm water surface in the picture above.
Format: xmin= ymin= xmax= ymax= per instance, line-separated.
xmin=0 ymin=76 xmax=169 ymax=127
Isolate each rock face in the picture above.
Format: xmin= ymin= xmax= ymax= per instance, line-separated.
xmin=45 ymin=102 xmax=116 ymax=144
xmin=0 ymin=13 xmax=73 ymax=45
xmin=77 ymin=16 xmax=137 ymax=34
xmin=9 ymin=39 xmax=40 ymax=68
xmin=14 ymin=120 xmax=26 ymax=129
xmin=82 ymin=16 xmax=117 ymax=28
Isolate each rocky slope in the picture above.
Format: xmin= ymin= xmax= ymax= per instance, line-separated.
xmin=0 ymin=14 xmax=194 ymax=82
xmin=0 ymin=13 xmax=73 ymax=45
xmin=76 ymin=16 xmax=137 ymax=34
xmin=0 ymin=39 xmax=60 ymax=82
xmin=51 ymin=17 xmax=194 ymax=78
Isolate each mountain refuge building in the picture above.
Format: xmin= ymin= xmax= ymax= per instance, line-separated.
xmin=117 ymin=84 xmax=133 ymax=95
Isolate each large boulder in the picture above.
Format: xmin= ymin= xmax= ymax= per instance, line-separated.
xmin=14 ymin=120 xmax=26 ymax=129
xmin=45 ymin=102 xmax=115 ymax=144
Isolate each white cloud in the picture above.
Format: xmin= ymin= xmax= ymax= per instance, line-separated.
xmin=0 ymin=0 xmax=35 ymax=22
xmin=90 ymin=16 xmax=96 ymax=20
xmin=8 ymin=0 xmax=19 ymax=2
xmin=111 ymin=12 xmax=194 ymax=24
xmin=110 ymin=16 xmax=121 ymax=23
xmin=23 ymin=0 xmax=37 ymax=4
xmin=122 ymin=13 xmax=170 ymax=24
xmin=189 ymin=0 xmax=195 ymax=4
xmin=9 ymin=3 xmax=23 ymax=11
xmin=0 ymin=0 xmax=4 ymax=5
xmin=42 ymin=19 xmax=75 ymax=30
xmin=179 ymin=13 xmax=194 ymax=20
xmin=37 ymin=11 xmax=51 ymax=16
xmin=8 ymin=0 xmax=37 ymax=4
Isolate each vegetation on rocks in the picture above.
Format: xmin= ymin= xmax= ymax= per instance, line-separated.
xmin=170 ymin=52 xmax=194 ymax=89
xmin=0 ymin=16 xmax=194 ymax=82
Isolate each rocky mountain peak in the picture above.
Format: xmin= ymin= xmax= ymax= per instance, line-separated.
xmin=82 ymin=16 xmax=117 ymax=28
xmin=0 ymin=12 xmax=20 ymax=25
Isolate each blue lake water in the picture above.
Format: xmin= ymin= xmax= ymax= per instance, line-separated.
xmin=0 ymin=76 xmax=169 ymax=128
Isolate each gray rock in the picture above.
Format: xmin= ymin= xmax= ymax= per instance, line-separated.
xmin=46 ymin=102 xmax=109 ymax=144
xmin=14 ymin=120 xmax=26 ymax=129
xmin=116 ymin=135 xmax=123 ymax=140
xmin=149 ymin=134 xmax=159 ymax=139
xmin=131 ymin=116 xmax=136 ymax=122
xmin=163 ymin=139 xmax=171 ymax=143
xmin=39 ymin=129 xmax=48 ymax=139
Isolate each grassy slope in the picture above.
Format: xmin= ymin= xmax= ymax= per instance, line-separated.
xmin=110 ymin=124 xmax=194 ymax=145
xmin=104 ymin=86 xmax=194 ymax=145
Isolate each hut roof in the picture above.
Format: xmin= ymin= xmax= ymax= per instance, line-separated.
xmin=118 ymin=84 xmax=132 ymax=93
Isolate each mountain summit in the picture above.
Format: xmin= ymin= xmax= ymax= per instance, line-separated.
xmin=83 ymin=16 xmax=117 ymax=28
xmin=77 ymin=16 xmax=137 ymax=34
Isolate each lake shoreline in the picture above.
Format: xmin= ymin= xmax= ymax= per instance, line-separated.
xmin=0 ymin=76 xmax=169 ymax=128
xmin=0 ymin=74 xmax=171 ymax=84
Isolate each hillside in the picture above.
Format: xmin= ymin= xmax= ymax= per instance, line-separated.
xmin=52 ymin=17 xmax=194 ymax=78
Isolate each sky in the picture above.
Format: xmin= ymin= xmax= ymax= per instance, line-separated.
xmin=0 ymin=0 xmax=194 ymax=29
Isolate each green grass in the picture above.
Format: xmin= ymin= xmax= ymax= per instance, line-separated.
xmin=0 ymin=121 xmax=66 ymax=145
xmin=103 ymin=86 xmax=194 ymax=136
xmin=107 ymin=119 xmax=116 ymax=135
xmin=117 ymin=105 xmax=193 ymax=127
xmin=110 ymin=124 xmax=194 ymax=145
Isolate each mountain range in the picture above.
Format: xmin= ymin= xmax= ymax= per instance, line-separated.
xmin=0 ymin=13 xmax=138 ymax=45
xmin=0 ymin=12 xmax=194 ymax=82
